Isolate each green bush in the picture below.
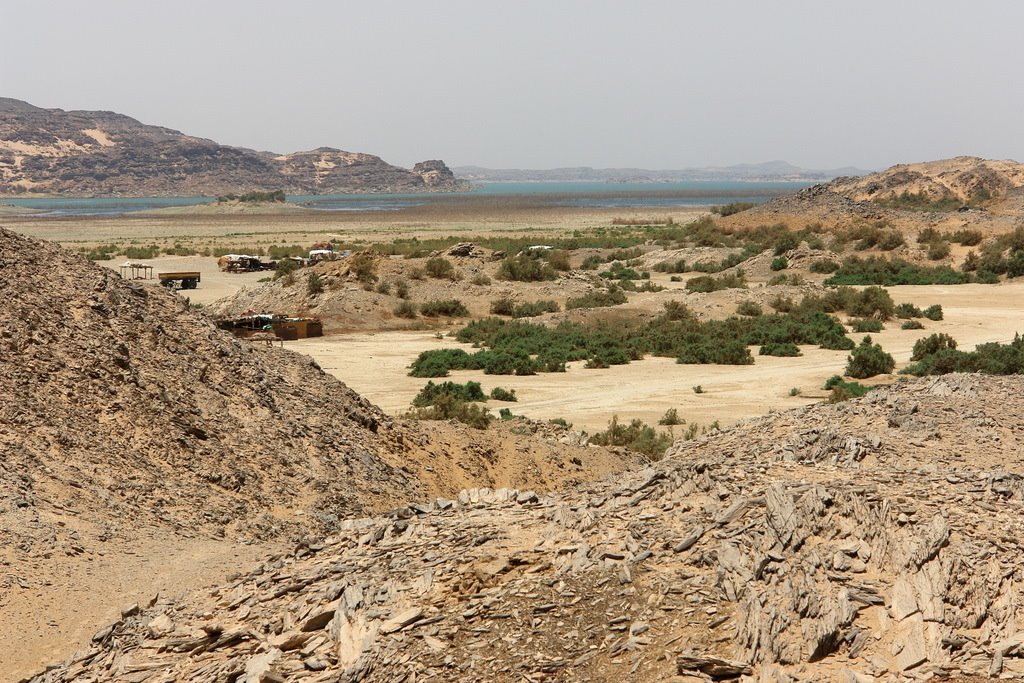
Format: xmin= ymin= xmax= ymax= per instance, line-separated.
xmin=911 ymin=333 xmax=958 ymax=361
xmin=685 ymin=271 xmax=747 ymax=293
xmin=770 ymin=256 xmax=788 ymax=271
xmin=489 ymin=386 xmax=518 ymax=402
xmin=470 ymin=273 xmax=492 ymax=286
xmin=927 ymin=240 xmax=951 ymax=260
xmin=412 ymin=380 xmax=487 ymax=407
xmin=419 ymin=299 xmax=470 ymax=317
xmin=425 ymin=256 xmax=457 ymax=280
xmin=849 ymin=318 xmax=883 ymax=333
xmin=759 ymin=342 xmax=801 ymax=357
xmin=589 ymin=415 xmax=673 ymax=458
xmin=274 ymin=258 xmax=300 ymax=281
xmin=512 ymin=300 xmax=560 ymax=318
xmin=376 ymin=280 xmax=391 ymax=295
xmin=825 ymin=256 xmax=972 ymax=286
xmin=658 ymin=408 xmax=683 ymax=425
xmin=826 ymin=378 xmax=871 ymax=403
xmin=809 ymin=258 xmax=841 ymax=274
xmin=395 ymin=279 xmax=410 ymax=299
xmin=306 ymin=272 xmax=325 ymax=296
xmin=566 ymin=287 xmax=628 ymax=309
xmin=736 ymin=300 xmax=763 ymax=317
xmin=922 ymin=304 xmax=943 ymax=321
xmin=497 ymin=254 xmax=557 ymax=281
xmin=408 ymin=394 xmax=492 ymax=429
xmin=393 ymin=300 xmax=418 ymax=319
xmin=489 ymin=297 xmax=515 ymax=316
xmin=894 ymin=303 xmax=923 ymax=319
xmin=902 ymin=334 xmax=1024 ymax=377
xmin=845 ymin=335 xmax=895 ymax=378
xmin=713 ymin=202 xmax=755 ymax=216
xmin=901 ymin=320 xmax=925 ymax=330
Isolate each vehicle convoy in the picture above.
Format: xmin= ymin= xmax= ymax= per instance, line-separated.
xmin=158 ymin=271 xmax=201 ymax=289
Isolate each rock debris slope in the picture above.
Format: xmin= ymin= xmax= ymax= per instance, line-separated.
xmin=29 ymin=373 xmax=1024 ymax=682
xmin=0 ymin=226 xmax=425 ymax=547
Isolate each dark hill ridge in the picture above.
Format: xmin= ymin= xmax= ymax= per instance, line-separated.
xmin=0 ymin=98 xmax=465 ymax=196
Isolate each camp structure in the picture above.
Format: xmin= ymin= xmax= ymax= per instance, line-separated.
xmin=216 ymin=314 xmax=323 ymax=341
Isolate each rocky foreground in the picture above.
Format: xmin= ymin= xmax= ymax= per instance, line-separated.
xmin=24 ymin=373 xmax=1024 ymax=682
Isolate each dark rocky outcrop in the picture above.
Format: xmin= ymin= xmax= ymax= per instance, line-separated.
xmin=0 ymin=98 xmax=467 ymax=196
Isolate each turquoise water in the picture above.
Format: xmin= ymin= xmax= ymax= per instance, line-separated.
xmin=4 ymin=181 xmax=811 ymax=217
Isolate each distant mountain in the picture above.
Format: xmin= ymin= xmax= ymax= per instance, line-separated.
xmin=452 ymin=161 xmax=869 ymax=184
xmin=0 ymin=98 xmax=466 ymax=196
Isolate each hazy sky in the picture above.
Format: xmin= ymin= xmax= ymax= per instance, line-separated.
xmin=4 ymin=1 xmax=1023 ymax=170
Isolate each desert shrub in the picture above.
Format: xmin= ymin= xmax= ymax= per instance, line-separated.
xmin=489 ymin=297 xmax=515 ymax=316
xmin=846 ymin=286 xmax=895 ymax=320
xmin=658 ymin=408 xmax=683 ymax=426
xmin=349 ymin=253 xmax=377 ymax=284
xmin=850 ymin=318 xmax=883 ymax=333
xmin=789 ymin=387 xmax=801 ymax=396
xmin=412 ymin=380 xmax=487 ymax=407
xmin=809 ymin=258 xmax=841 ymax=274
xmin=949 ymin=229 xmax=983 ymax=246
xmin=685 ymin=271 xmax=747 ymax=293
xmin=375 ymin=280 xmax=391 ymax=295
xmin=713 ymin=202 xmax=755 ymax=216
xmin=497 ymin=254 xmax=557 ymax=281
xmin=902 ymin=334 xmax=1024 ymax=376
xmin=663 ymin=300 xmax=695 ymax=321
xmin=393 ymin=300 xmax=417 ymax=319
xmin=769 ymin=295 xmax=795 ymax=313
xmin=306 ymin=272 xmax=325 ymax=296
xmin=670 ymin=275 xmax=683 ymax=282
xmin=845 ymin=336 xmax=895 ymax=378
xmin=901 ymin=320 xmax=925 ymax=330
xmin=825 ymin=256 xmax=972 ymax=286
xmin=773 ymin=233 xmax=801 ymax=256
xmin=894 ymin=303 xmax=923 ymax=319
xmin=692 ymin=385 xmax=705 ymax=394
xmin=759 ymin=342 xmax=801 ymax=357
xmin=824 ymin=376 xmax=871 ymax=402
xmin=545 ymin=249 xmax=572 ymax=271
xmin=961 ymin=250 xmax=979 ymax=272
xmin=409 ymin=266 xmax=426 ymax=280
xmin=770 ymin=256 xmax=789 ymax=271
xmin=425 ymin=256 xmax=457 ymax=280
xmin=409 ymin=348 xmax=474 ymax=377
xmin=470 ymin=273 xmax=492 ymax=286
xmin=273 ymin=258 xmax=300 ymax=281
xmin=566 ymin=287 xmax=628 ymax=309
xmin=512 ymin=300 xmax=560 ymax=318
xmin=736 ymin=300 xmax=763 ymax=317
xmin=923 ymin=304 xmax=943 ymax=321
xmin=589 ymin=415 xmax=672 ymax=458
xmin=409 ymin=394 xmax=492 ymax=429
xmin=911 ymin=333 xmax=958 ymax=361
xmin=654 ymin=258 xmax=688 ymax=273
xmin=395 ymin=278 xmax=410 ymax=299
xmin=489 ymin=386 xmax=517 ymax=402
xmin=927 ymin=240 xmax=951 ymax=260
xmin=419 ymin=299 xmax=470 ymax=317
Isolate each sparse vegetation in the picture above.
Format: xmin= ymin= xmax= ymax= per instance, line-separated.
xmin=425 ymin=256 xmax=458 ymax=280
xmin=497 ymin=254 xmax=557 ymax=282
xmin=850 ymin=318 xmax=884 ymax=333
xmin=902 ymin=333 xmax=1024 ymax=376
xmin=306 ymin=272 xmax=324 ymax=295
xmin=658 ymin=408 xmax=683 ymax=426
xmin=824 ymin=375 xmax=871 ymax=402
xmin=589 ymin=415 xmax=673 ymax=458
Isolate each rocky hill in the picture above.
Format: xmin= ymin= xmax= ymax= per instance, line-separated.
xmin=26 ymin=372 xmax=1024 ymax=682
xmin=723 ymin=156 xmax=1024 ymax=233
xmin=0 ymin=98 xmax=465 ymax=196
xmin=828 ymin=156 xmax=1024 ymax=204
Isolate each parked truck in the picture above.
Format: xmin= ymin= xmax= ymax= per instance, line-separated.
xmin=158 ymin=271 xmax=201 ymax=289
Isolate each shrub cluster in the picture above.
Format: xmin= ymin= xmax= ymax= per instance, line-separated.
xmin=685 ymin=271 xmax=747 ymax=293
xmin=823 ymin=375 xmax=871 ymax=402
xmin=489 ymin=298 xmax=560 ymax=318
xmin=419 ymin=299 xmax=470 ymax=317
xmin=565 ymin=287 xmax=629 ymax=309
xmin=824 ymin=256 xmax=973 ymax=286
xmin=588 ymin=415 xmax=673 ymax=458
xmin=497 ymin=254 xmax=557 ymax=281
xmin=902 ymin=333 xmax=1024 ymax=376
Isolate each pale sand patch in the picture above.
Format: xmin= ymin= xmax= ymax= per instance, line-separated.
xmin=81 ymin=128 xmax=115 ymax=147
xmin=294 ymin=281 xmax=1024 ymax=433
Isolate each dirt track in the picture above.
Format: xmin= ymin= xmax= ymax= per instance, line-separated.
xmin=296 ymin=281 xmax=1024 ymax=432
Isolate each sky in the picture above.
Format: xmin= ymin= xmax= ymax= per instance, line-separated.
xmin=3 ymin=0 xmax=1023 ymax=170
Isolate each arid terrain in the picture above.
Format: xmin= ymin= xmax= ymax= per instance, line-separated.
xmin=6 ymin=156 xmax=1024 ymax=682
